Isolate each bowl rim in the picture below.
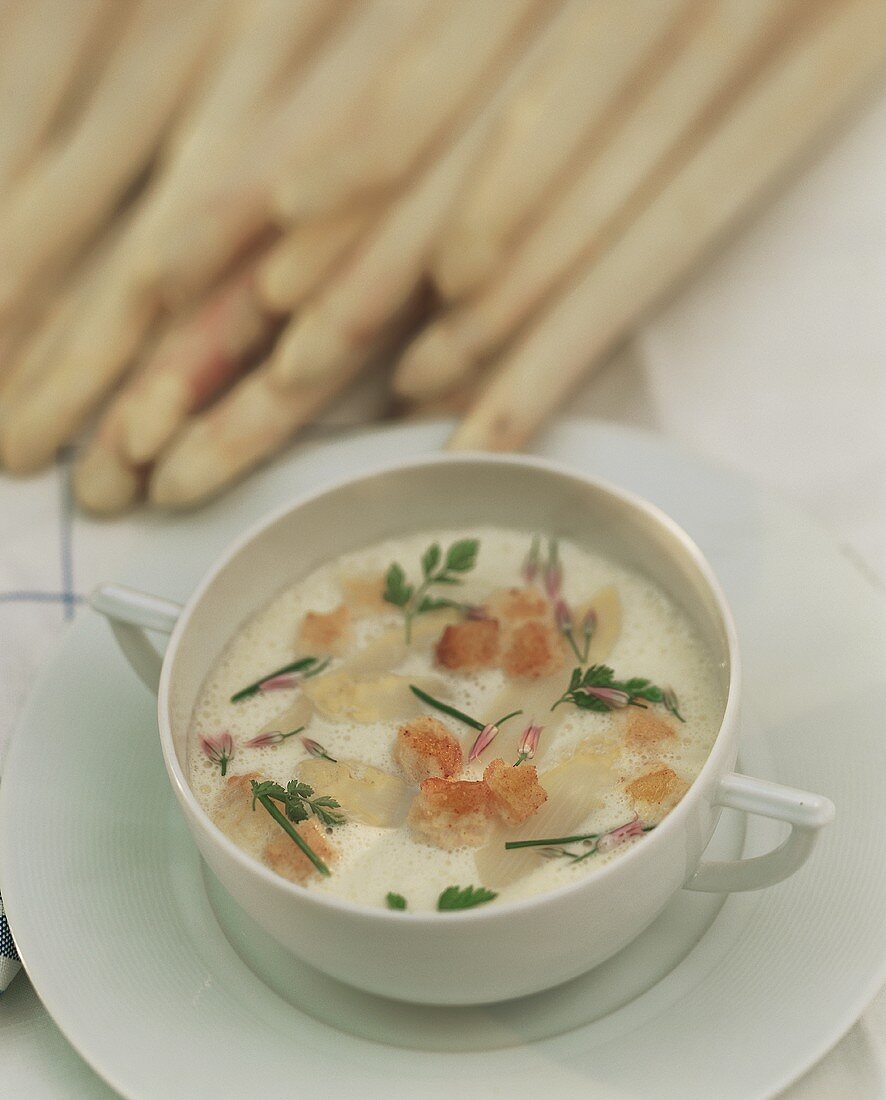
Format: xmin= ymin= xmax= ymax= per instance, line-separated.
xmin=158 ymin=449 xmax=741 ymax=924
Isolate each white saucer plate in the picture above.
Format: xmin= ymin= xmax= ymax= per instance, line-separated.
xmin=1 ymin=420 xmax=884 ymax=1099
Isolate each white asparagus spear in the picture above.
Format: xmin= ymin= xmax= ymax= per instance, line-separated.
xmin=273 ymin=0 xmax=542 ymax=219
xmin=159 ymin=0 xmax=341 ymax=175
xmin=0 ymin=0 xmax=223 ymax=323
xmin=0 ymin=242 xmax=158 ymax=474
xmin=431 ymin=0 xmax=698 ymax=299
xmin=73 ymin=258 xmax=276 ymax=514
xmin=0 ymin=213 xmax=127 ymax=415
xmin=118 ymin=261 xmax=276 ymax=465
xmin=152 ymin=0 xmax=436 ymax=306
xmin=0 ymin=0 xmax=330 ymax=469
xmin=395 ymin=0 xmax=800 ymax=401
xmin=147 ymin=304 xmax=421 ymax=510
xmin=257 ymin=206 xmax=378 ymax=314
xmin=270 ymin=5 xmax=575 ymax=387
xmin=0 ymin=0 xmax=110 ymax=190
xmin=448 ymin=0 xmax=886 ymax=452
xmin=72 ymin=388 xmax=145 ymax=516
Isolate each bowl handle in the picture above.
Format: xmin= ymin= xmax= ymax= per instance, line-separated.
xmin=90 ymin=584 xmax=183 ymax=695
xmin=685 ymin=773 xmax=834 ymax=892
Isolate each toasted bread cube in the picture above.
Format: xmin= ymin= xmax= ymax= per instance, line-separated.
xmin=483 ymin=758 xmax=548 ymax=826
xmin=211 ymin=773 xmax=274 ymax=854
xmin=394 ymin=716 xmax=463 ymax=782
xmin=297 ymin=604 xmax=352 ymax=655
xmin=485 ymin=586 xmax=548 ymax=623
xmin=264 ymin=817 xmax=337 ymax=885
xmin=408 ymin=777 xmax=495 ymax=849
xmin=625 ymin=766 xmax=689 ymax=816
xmin=501 ymin=619 xmax=564 ymax=679
xmin=435 ymin=618 xmax=500 ymax=670
xmin=625 ymin=711 xmax=676 ymax=749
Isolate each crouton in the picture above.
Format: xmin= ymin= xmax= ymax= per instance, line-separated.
xmin=394 ymin=716 xmax=463 ymax=782
xmin=624 ymin=711 xmax=676 ymax=749
xmin=625 ymin=766 xmax=689 ymax=816
xmin=264 ymin=817 xmax=337 ymax=885
xmin=297 ymin=603 xmax=352 ymax=655
xmin=483 ymin=758 xmax=548 ymax=826
xmin=407 ymin=777 xmax=495 ymax=849
xmin=485 ymin=586 xmax=549 ymax=623
xmin=435 ymin=617 xmax=500 ymax=670
xmin=211 ymin=773 xmax=274 ymax=855
xmin=501 ymin=619 xmax=564 ymax=679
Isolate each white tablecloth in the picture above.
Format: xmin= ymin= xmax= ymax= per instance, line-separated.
xmin=2 ymin=85 xmax=884 ymax=1100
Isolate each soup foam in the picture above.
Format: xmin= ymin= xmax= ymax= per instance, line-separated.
xmin=188 ymin=527 xmax=724 ymax=911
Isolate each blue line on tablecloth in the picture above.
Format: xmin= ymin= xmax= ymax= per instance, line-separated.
xmin=0 ymin=591 xmax=86 ymax=605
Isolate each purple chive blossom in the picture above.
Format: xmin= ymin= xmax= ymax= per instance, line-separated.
xmin=468 ymin=722 xmax=500 ymax=762
xmin=522 ymin=534 xmax=542 ymax=584
xmin=544 ymin=540 xmax=562 ymax=599
xmin=463 ymin=603 xmax=491 ymax=621
xmin=302 ymin=736 xmax=337 ymax=763
xmin=514 ymin=722 xmax=542 ymax=766
xmin=662 ymin=687 xmax=685 ymax=722
xmin=597 ymin=815 xmax=646 ymax=854
xmin=257 ymin=673 xmax=302 ymax=692
xmin=244 ymin=725 xmax=304 ymax=748
xmin=581 ymin=607 xmax=597 ymax=638
xmin=201 ymin=732 xmax=234 ymax=776
xmin=554 ymin=598 xmax=573 ymax=633
xmin=576 ymin=685 xmax=633 ymax=709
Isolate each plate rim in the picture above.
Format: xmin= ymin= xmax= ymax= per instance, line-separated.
xmin=2 ymin=416 xmax=884 ymax=1099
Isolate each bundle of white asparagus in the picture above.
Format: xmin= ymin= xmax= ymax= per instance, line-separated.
xmin=0 ymin=0 xmax=882 ymax=512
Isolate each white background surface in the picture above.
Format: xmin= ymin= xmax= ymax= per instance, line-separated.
xmin=1 ymin=82 xmax=884 ymax=1100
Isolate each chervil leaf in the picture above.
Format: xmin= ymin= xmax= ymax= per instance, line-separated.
xmin=386 ymin=892 xmax=407 ymax=911
xmin=437 ymin=884 xmax=498 ymax=911
xmin=421 ymin=543 xmax=441 ymax=577
xmin=284 ymin=800 xmax=309 ymax=824
xmin=385 ymin=538 xmax=480 ymax=642
xmin=249 ymin=779 xmax=330 ymax=876
xmin=383 ymin=562 xmax=412 ymax=607
xmin=553 ymin=664 xmax=681 ymax=718
xmin=584 ymin=664 xmax=615 ymax=686
xmin=250 ymin=779 xmax=286 ymax=808
xmin=310 ymin=795 xmax=346 ymax=826
xmin=418 ymin=596 xmax=459 ymax=612
xmin=444 ymin=539 xmax=479 ymax=573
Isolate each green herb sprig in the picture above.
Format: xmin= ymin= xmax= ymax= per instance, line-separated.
xmin=437 ymin=884 xmax=498 ymax=911
xmin=386 ymin=892 xmax=407 ymax=910
xmin=551 ymin=664 xmax=685 ymax=721
xmin=384 ymin=538 xmax=479 ymax=642
xmin=409 ymin=684 xmax=521 ymax=734
xmin=250 ymin=777 xmax=344 ymax=877
xmin=230 ymin=655 xmax=330 ymax=702
xmin=505 ymin=821 xmax=655 ymax=865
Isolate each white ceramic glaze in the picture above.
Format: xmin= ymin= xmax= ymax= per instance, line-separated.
xmin=91 ymin=452 xmax=833 ymax=1005
xmin=2 ymin=421 xmax=883 ymax=1098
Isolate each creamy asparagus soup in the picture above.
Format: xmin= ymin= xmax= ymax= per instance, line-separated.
xmin=188 ymin=529 xmax=724 ymax=912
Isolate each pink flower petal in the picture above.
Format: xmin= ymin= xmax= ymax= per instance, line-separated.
xmin=245 ymin=731 xmax=281 ymax=748
xmin=258 ymin=673 xmax=299 ymax=692
xmin=597 ymin=815 xmax=645 ymax=853
xmin=517 ymin=722 xmax=542 ymax=760
xmin=554 ymin=599 xmax=572 ymax=632
xmin=468 ymin=723 xmax=499 ymax=762
xmin=578 ymin=685 xmax=632 ymax=708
